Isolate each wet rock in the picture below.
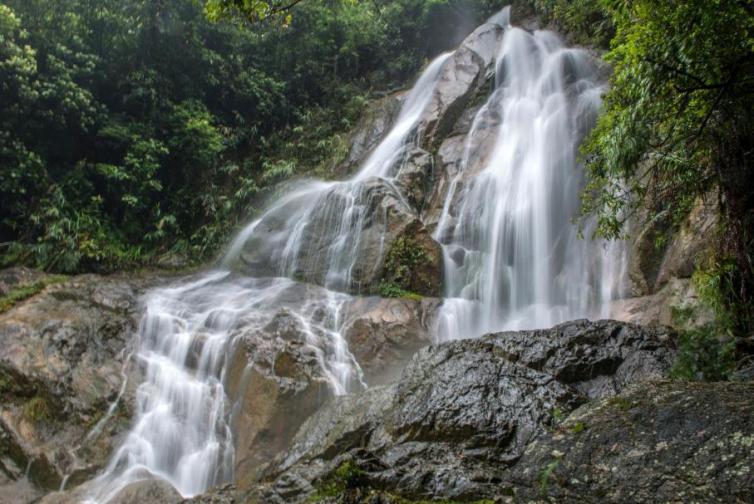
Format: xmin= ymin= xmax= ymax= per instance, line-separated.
xmin=334 ymin=93 xmax=405 ymax=178
xmin=254 ymin=319 xmax=677 ymax=503
xmin=0 ymin=270 xmax=157 ymax=496
xmin=236 ymin=178 xmax=442 ymax=296
xmin=109 ymin=479 xmax=183 ymax=504
xmin=510 ymin=381 xmax=754 ymax=503
xmin=378 ymin=220 xmax=443 ymax=298
xmin=393 ymin=148 xmax=434 ymax=211
xmin=226 ymin=308 xmax=334 ymax=490
xmin=182 ymin=484 xmax=238 ymax=503
xmin=420 ymin=22 xmax=503 ymax=151
xmin=341 ymin=297 xmax=441 ymax=385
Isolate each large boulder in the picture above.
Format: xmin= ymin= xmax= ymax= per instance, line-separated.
xmin=419 ymin=22 xmax=503 ymax=151
xmin=0 ymin=270 xmax=155 ymax=500
xmin=333 ymin=92 xmax=406 ymax=179
xmin=224 ymin=281 xmax=442 ymax=489
xmin=341 ymin=296 xmax=441 ymax=385
xmin=233 ymin=178 xmax=442 ymax=296
xmin=250 ymin=319 xmax=677 ymax=503
xmin=509 ymin=381 xmax=754 ymax=503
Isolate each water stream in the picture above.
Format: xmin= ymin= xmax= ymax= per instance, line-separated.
xmin=434 ymin=17 xmax=626 ymax=340
xmin=86 ymin=9 xmax=626 ymax=502
xmin=85 ymin=48 xmax=454 ymax=503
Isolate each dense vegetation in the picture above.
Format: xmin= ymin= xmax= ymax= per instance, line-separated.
xmin=0 ymin=0 xmax=499 ymax=272
xmin=574 ymin=0 xmax=753 ymax=346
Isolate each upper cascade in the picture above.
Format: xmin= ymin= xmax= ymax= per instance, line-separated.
xmin=433 ymin=17 xmax=626 ymax=340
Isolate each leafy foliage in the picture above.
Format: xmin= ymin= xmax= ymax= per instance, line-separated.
xmin=0 ymin=0 xmax=501 ymax=273
xmin=577 ymin=0 xmax=754 ymax=338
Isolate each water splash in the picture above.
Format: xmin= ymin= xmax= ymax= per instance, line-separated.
xmin=434 ymin=24 xmax=626 ymax=341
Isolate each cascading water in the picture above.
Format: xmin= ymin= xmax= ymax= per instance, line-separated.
xmin=434 ymin=13 xmax=626 ymax=341
xmin=84 ymin=9 xmax=628 ymax=502
xmin=84 ymin=51 xmax=454 ymax=503
xmin=223 ymin=52 xmax=451 ymax=293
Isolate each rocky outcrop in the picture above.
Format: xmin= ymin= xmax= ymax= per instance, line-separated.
xmin=0 ymin=269 xmax=158 ymax=501
xmin=232 ymin=19 xmax=504 ymax=297
xmin=334 ymin=93 xmax=406 ymax=179
xmin=223 ymin=283 xmax=442 ymax=489
xmin=510 ymin=381 xmax=754 ymax=503
xmin=341 ymin=296 xmax=440 ymax=385
xmin=234 ymin=177 xmax=442 ymax=296
xmin=420 ymin=22 xmax=503 ymax=151
xmin=226 ymin=308 xmax=334 ymax=489
xmin=249 ymin=319 xmax=677 ymax=503
xmin=628 ymin=197 xmax=717 ymax=298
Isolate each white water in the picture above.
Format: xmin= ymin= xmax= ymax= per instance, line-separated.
xmin=85 ymin=52 xmax=453 ymax=502
xmin=434 ymin=14 xmax=626 ymax=341
xmin=223 ymin=52 xmax=451 ymax=293
xmin=86 ymin=10 xmax=629 ymax=502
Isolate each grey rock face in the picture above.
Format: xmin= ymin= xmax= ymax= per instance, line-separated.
xmin=510 ymin=381 xmax=754 ymax=503
xmin=341 ymin=297 xmax=441 ymax=385
xmin=108 ymin=479 xmax=183 ymax=504
xmin=0 ymin=271 xmax=156 ymax=496
xmin=223 ymin=284 xmax=441 ymax=489
xmin=334 ymin=93 xmax=406 ymax=179
xmin=251 ymin=319 xmax=678 ymax=503
xmin=420 ymin=22 xmax=503 ymax=151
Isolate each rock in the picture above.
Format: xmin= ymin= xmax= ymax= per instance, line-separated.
xmin=235 ymin=177 xmax=442 ymax=296
xmin=182 ymin=484 xmax=238 ymax=503
xmin=655 ymin=196 xmax=718 ymax=288
xmin=252 ymin=319 xmax=677 ymax=503
xmin=39 ymin=478 xmax=183 ymax=504
xmin=628 ymin=196 xmax=717 ymax=297
xmin=225 ymin=307 xmax=335 ymax=490
xmin=378 ymin=220 xmax=443 ymax=298
xmin=341 ymin=297 xmax=441 ymax=385
xmin=420 ymin=22 xmax=503 ymax=151
xmin=0 ymin=270 xmax=157 ymax=496
xmin=334 ymin=93 xmax=405 ymax=179
xmin=611 ymin=277 xmax=715 ymax=331
xmin=0 ymin=267 xmax=48 ymax=297
xmin=109 ymin=479 xmax=183 ymax=504
xmin=509 ymin=381 xmax=754 ymax=503
xmin=392 ymin=148 xmax=434 ymax=212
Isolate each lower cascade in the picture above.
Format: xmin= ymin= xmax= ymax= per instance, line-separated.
xmin=84 ymin=8 xmax=630 ymax=502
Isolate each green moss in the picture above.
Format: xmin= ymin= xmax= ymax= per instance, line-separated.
xmin=308 ymin=461 xmax=366 ymax=501
xmin=606 ymin=396 xmax=633 ymax=411
xmin=0 ymin=275 xmax=67 ymax=314
xmin=23 ymin=395 xmax=54 ymax=423
xmin=551 ymin=407 xmax=565 ymax=423
xmin=308 ymin=461 xmax=497 ymax=504
xmin=378 ymin=281 xmax=423 ymax=301
xmin=380 ymin=231 xmax=434 ymax=298
xmin=539 ymin=459 xmax=560 ymax=495
xmin=569 ymin=421 xmax=587 ymax=434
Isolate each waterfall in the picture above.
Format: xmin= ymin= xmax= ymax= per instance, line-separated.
xmin=83 ymin=9 xmax=629 ymax=502
xmin=434 ymin=18 xmax=626 ymax=341
xmin=84 ymin=52 xmax=453 ymax=502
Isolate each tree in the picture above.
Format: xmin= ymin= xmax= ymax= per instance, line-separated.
xmin=204 ymin=0 xmax=311 ymax=24
xmin=582 ymin=0 xmax=754 ymax=334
